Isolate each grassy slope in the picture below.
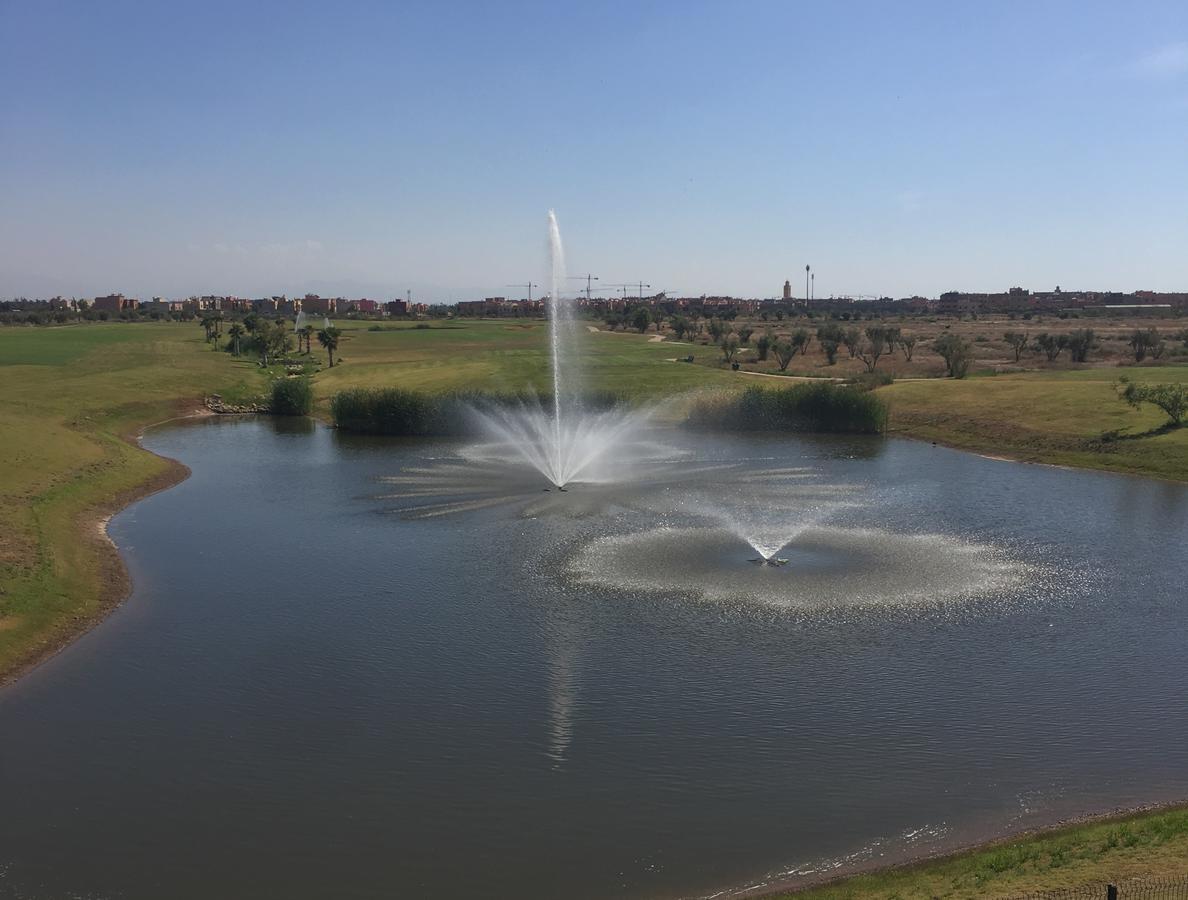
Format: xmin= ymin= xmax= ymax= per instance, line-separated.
xmin=774 ymin=806 xmax=1188 ymax=899
xmin=882 ymin=367 xmax=1188 ymax=481
xmin=0 ymin=324 xmax=263 ymax=680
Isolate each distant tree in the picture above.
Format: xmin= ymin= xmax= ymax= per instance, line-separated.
xmin=243 ymin=312 xmax=260 ymax=333
xmin=254 ymin=320 xmax=276 ymax=365
xmin=719 ymin=334 xmax=740 ymax=363
xmin=631 ymin=306 xmax=651 ymax=334
xmin=791 ymin=327 xmax=813 ymax=357
xmin=934 ymin=334 xmax=974 ymax=378
xmin=1128 ymin=328 xmax=1160 ymax=362
xmin=269 ymin=320 xmax=292 ymax=360
xmin=755 ymin=329 xmax=773 ymax=361
xmin=1116 ymin=377 xmax=1187 ymax=427
xmin=841 ymin=326 xmax=862 ymax=358
xmin=1065 ymin=329 xmax=1095 ymax=363
xmin=897 ymin=334 xmax=918 ymax=361
xmin=228 ymin=323 xmax=245 ymax=357
xmin=671 ymin=316 xmax=690 ymax=341
xmin=707 ymin=318 xmax=729 ymax=342
xmin=856 ymin=326 xmax=890 ymax=373
xmin=1034 ymin=332 xmax=1068 ymax=362
xmin=819 ymin=338 xmax=841 ymax=365
xmin=318 ymin=326 xmax=343 ymax=367
xmin=298 ymin=324 xmax=315 ymax=354
xmin=1003 ymin=331 xmax=1029 ymax=362
xmin=737 ymin=325 xmax=754 ymax=345
xmin=880 ymin=325 xmax=901 ymax=353
xmin=772 ymin=339 xmax=796 ymax=372
xmin=810 ymin=325 xmax=838 ymax=364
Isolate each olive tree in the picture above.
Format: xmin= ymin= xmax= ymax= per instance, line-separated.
xmin=933 ymin=334 xmax=974 ymax=378
xmin=1003 ymin=331 xmax=1029 ymax=362
xmin=1065 ymin=329 xmax=1095 ymax=363
xmin=897 ymin=333 xmax=917 ymax=361
xmin=1116 ymin=377 xmax=1187 ymax=426
xmin=1034 ymin=332 xmax=1067 ymax=362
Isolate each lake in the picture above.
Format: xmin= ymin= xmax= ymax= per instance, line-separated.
xmin=2 ymin=417 xmax=1187 ymax=899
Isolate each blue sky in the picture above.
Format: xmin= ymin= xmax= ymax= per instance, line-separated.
xmin=2 ymin=1 xmax=1187 ymax=301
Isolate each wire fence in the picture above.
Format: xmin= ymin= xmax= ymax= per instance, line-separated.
xmin=1017 ymin=876 xmax=1188 ymax=900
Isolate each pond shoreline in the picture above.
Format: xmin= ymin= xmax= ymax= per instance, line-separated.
xmin=736 ymin=799 xmax=1188 ymax=899
xmin=0 ymin=406 xmax=210 ymax=689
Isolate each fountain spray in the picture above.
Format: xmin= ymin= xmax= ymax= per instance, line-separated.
xmin=547 ymin=210 xmax=567 ymax=482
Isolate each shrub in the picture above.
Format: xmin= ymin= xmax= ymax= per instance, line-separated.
xmin=686 ymin=383 xmax=888 ymax=434
xmin=271 ymin=377 xmax=314 ymax=416
xmin=849 ymin=372 xmax=894 ymax=391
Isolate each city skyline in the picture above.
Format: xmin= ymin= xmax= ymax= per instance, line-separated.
xmin=3 ymin=1 xmax=1187 ymax=301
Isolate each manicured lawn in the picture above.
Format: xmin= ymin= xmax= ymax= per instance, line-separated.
xmin=775 ymin=806 xmax=1188 ymax=899
xmin=309 ymin=319 xmax=734 ymax=402
xmin=883 ymin=367 xmax=1188 ymax=481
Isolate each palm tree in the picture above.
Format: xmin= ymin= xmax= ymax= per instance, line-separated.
xmin=317 ymin=326 xmax=342 ymax=367
xmin=298 ymin=325 xmax=314 ymax=354
xmin=228 ymin=323 xmax=245 ymax=357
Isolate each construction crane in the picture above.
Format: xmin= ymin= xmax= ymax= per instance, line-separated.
xmin=602 ymin=282 xmax=651 ymax=302
xmin=505 ymin=282 xmax=537 ymax=302
xmin=600 ymin=283 xmax=634 ymax=301
xmin=567 ymin=274 xmax=599 ymax=303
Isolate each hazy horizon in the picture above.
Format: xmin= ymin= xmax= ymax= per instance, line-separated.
xmin=2 ymin=1 xmax=1187 ymax=301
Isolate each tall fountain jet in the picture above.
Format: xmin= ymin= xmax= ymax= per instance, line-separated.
xmin=465 ymin=211 xmax=659 ymax=489
xmin=546 ymin=209 xmax=569 ymax=483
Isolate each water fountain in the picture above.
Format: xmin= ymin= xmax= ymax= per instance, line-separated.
xmin=463 ymin=210 xmax=661 ymax=488
xmin=377 ymin=211 xmax=1036 ymax=612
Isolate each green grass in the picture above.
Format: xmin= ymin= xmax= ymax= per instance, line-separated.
xmin=0 ymin=322 xmax=265 ymax=679
xmin=0 ymin=324 xmax=146 ymax=366
xmin=883 ymin=367 xmax=1188 ymax=481
xmin=309 ymin=319 xmax=735 ymax=404
xmin=775 ymin=806 xmax=1188 ymax=899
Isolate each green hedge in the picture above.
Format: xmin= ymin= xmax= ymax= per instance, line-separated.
xmin=686 ymin=383 xmax=888 ymax=434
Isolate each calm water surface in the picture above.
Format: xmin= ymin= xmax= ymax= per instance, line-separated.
xmin=2 ymin=418 xmax=1187 ymax=899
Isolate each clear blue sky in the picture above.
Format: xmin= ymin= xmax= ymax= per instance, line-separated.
xmin=2 ymin=1 xmax=1187 ymax=301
